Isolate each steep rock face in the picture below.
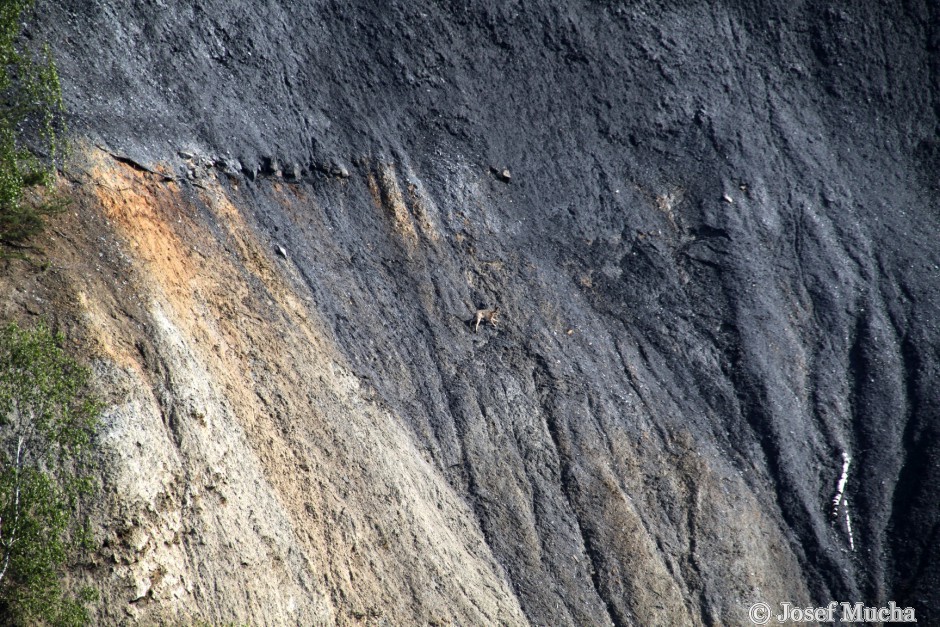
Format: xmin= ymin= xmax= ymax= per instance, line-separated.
xmin=9 ymin=0 xmax=938 ymax=624
xmin=6 ymin=150 xmax=529 ymax=625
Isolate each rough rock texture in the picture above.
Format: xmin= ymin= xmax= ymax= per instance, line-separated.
xmin=5 ymin=0 xmax=937 ymax=624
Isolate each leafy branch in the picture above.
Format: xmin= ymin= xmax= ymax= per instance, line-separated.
xmin=0 ymin=0 xmax=67 ymax=245
xmin=0 ymin=322 xmax=99 ymax=626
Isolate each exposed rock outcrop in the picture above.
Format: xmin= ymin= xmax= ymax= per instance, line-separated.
xmin=4 ymin=0 xmax=936 ymax=624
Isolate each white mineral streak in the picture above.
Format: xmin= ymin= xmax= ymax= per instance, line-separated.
xmin=832 ymin=452 xmax=854 ymax=550
xmin=844 ymin=498 xmax=855 ymax=551
xmin=833 ymin=452 xmax=851 ymax=509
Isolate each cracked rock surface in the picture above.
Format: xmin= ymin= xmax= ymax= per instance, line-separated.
xmin=8 ymin=0 xmax=938 ymax=624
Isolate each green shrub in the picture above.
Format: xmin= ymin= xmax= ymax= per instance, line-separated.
xmin=0 ymin=0 xmax=66 ymax=244
xmin=0 ymin=322 xmax=99 ymax=626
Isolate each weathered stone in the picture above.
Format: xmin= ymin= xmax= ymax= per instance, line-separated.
xmin=20 ymin=1 xmax=940 ymax=625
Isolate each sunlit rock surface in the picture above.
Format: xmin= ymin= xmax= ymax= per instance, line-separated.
xmin=4 ymin=1 xmax=936 ymax=624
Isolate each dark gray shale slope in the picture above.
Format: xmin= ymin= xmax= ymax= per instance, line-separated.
xmin=36 ymin=0 xmax=940 ymax=624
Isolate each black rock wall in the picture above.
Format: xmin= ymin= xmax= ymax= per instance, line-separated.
xmin=35 ymin=0 xmax=940 ymax=623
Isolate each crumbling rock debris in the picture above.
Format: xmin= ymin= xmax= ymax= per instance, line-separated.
xmin=491 ymin=166 xmax=512 ymax=182
xmin=25 ymin=1 xmax=940 ymax=625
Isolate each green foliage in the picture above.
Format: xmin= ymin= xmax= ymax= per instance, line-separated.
xmin=0 ymin=322 xmax=99 ymax=626
xmin=0 ymin=0 xmax=66 ymax=244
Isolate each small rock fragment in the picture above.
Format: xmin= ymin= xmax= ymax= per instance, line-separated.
xmin=722 ymin=193 xmax=733 ymax=203
xmin=276 ymin=246 xmax=288 ymax=259
xmin=261 ymin=156 xmax=281 ymax=177
xmin=131 ymin=576 xmax=151 ymax=602
xmin=491 ymin=166 xmax=511 ymax=182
